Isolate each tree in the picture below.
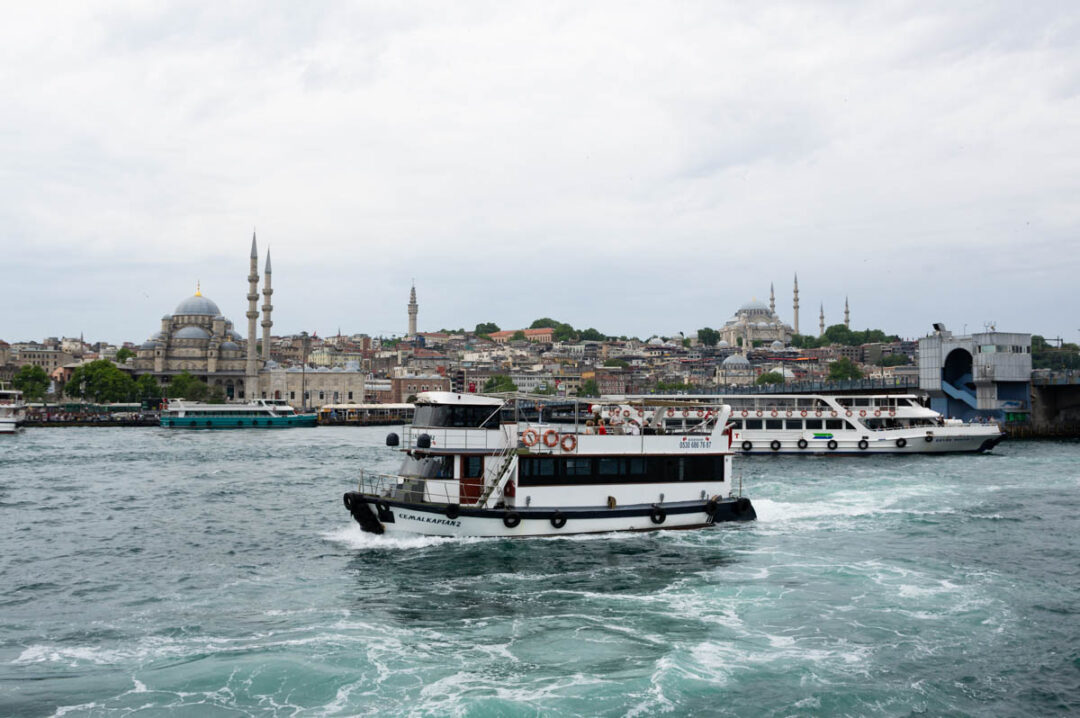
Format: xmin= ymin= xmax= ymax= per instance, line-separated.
xmin=64 ymin=360 xmax=136 ymax=402
xmin=697 ymin=327 xmax=720 ymax=347
xmin=134 ymin=374 xmax=162 ymax=401
xmin=790 ymin=333 xmax=823 ymax=349
xmin=656 ymin=380 xmax=694 ymax=392
xmin=475 ymin=322 xmax=500 ymax=334
xmin=483 ymin=374 xmax=518 ymax=393
xmin=828 ymin=357 xmax=863 ymax=380
xmin=115 ymin=347 xmax=135 ymax=364
xmin=579 ymin=328 xmax=605 ymax=341
xmin=12 ymin=365 xmax=50 ymax=401
xmin=756 ymin=371 xmax=784 ymax=385
xmin=876 ymin=354 xmax=910 ymax=367
xmin=511 ymin=330 xmax=526 ymax=341
xmin=603 ymin=358 xmax=629 ymax=368
xmin=166 ymin=371 xmax=211 ymax=401
xmin=578 ymin=379 xmax=600 ymax=397
xmin=530 ymin=318 xmax=577 ymax=342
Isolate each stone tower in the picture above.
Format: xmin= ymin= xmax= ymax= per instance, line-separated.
xmin=246 ymin=232 xmax=260 ymax=398
xmin=819 ymin=303 xmax=825 ymax=338
xmin=261 ymin=250 xmax=273 ymax=361
xmin=407 ymin=283 xmax=418 ymax=338
xmin=792 ymin=273 xmax=800 ymax=335
xmin=844 ymin=296 xmax=850 ymax=329
xmin=769 ymin=282 xmax=775 ymax=315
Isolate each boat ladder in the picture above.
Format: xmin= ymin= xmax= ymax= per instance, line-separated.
xmin=477 ymin=429 xmax=519 ymax=507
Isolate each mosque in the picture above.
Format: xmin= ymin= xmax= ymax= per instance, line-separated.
xmin=719 ymin=275 xmax=850 ymax=350
xmin=133 ymin=234 xmax=271 ymax=399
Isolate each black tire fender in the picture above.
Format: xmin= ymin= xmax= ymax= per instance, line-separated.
xmin=649 ymin=505 xmax=666 ymax=525
xmin=446 ymin=504 xmax=460 ymax=520
xmin=797 ymin=438 xmax=808 ymax=449
xmin=770 ymin=440 xmax=781 ymax=451
xmin=741 ymin=440 xmax=753 ymax=451
xmin=503 ymin=511 xmax=521 ymax=528
xmin=896 ymin=438 xmax=907 ymax=448
xmin=550 ymin=511 xmax=567 ymax=529
xmin=858 ymin=439 xmax=869 ymax=450
xmin=827 ymin=439 xmax=838 ymax=450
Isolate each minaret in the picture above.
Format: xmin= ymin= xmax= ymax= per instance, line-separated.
xmin=819 ymin=303 xmax=825 ymax=338
xmin=844 ymin=296 xmax=850 ymax=329
xmin=261 ymin=249 xmax=273 ymax=361
xmin=246 ymin=232 xmax=260 ymax=398
xmin=407 ymin=282 xmax=418 ymax=338
xmin=769 ymin=283 xmax=775 ymax=315
xmin=792 ymin=273 xmax=800 ymax=335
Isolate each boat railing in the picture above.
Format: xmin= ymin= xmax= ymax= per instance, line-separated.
xmin=357 ymin=470 xmax=461 ymax=505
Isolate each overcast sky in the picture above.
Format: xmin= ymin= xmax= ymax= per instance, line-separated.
xmin=2 ymin=2 xmax=1078 ymax=346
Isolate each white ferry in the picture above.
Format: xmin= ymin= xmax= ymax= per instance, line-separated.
xmin=0 ymin=385 xmax=27 ymax=434
xmin=160 ymin=399 xmax=318 ymax=429
xmin=596 ymin=394 xmax=1004 ymax=455
xmin=343 ymin=391 xmax=755 ymax=538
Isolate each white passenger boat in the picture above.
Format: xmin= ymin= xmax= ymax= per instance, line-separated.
xmin=0 ymin=385 xmax=27 ymax=434
xmin=597 ymin=394 xmax=1004 ymax=455
xmin=343 ymin=392 xmax=755 ymax=537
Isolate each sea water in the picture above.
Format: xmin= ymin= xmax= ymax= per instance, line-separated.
xmin=1 ymin=427 xmax=1078 ymax=716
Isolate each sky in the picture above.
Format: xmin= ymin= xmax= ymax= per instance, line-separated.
xmin=2 ymin=1 xmax=1078 ymax=346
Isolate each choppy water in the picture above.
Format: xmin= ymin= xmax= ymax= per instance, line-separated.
xmin=1 ymin=427 xmax=1078 ymax=716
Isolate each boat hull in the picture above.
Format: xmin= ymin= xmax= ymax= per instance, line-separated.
xmin=0 ymin=419 xmax=21 ymax=434
xmin=343 ymin=491 xmax=756 ymax=537
xmin=160 ymin=415 xmax=318 ymax=429
xmin=732 ymin=430 xmax=1004 ymax=455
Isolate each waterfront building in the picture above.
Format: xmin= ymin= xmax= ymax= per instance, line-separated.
xmin=918 ymin=325 xmax=1032 ymax=422
xmin=719 ymin=297 xmax=794 ymax=348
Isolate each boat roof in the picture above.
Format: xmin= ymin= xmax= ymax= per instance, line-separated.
xmin=415 ymin=391 xmax=504 ymax=407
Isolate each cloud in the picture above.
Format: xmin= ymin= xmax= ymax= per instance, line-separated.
xmin=1 ymin=1 xmax=1078 ymax=343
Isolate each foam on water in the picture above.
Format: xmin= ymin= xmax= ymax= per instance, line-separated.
xmin=2 ymin=429 xmax=1079 ymax=716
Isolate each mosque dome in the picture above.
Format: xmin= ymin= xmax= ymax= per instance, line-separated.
xmin=174 ymin=326 xmax=211 ymax=340
xmin=140 ymin=340 xmax=159 ymax=350
xmin=722 ymin=354 xmax=750 ymax=367
xmin=264 ymin=360 xmax=280 ymax=369
xmin=718 ymin=340 xmax=730 ymax=348
xmin=161 ymin=314 xmax=172 ymax=321
xmin=174 ymin=293 xmax=222 ymax=316
xmin=770 ymin=340 xmax=784 ymax=350
xmin=739 ymin=299 xmax=770 ymax=313
xmin=228 ymin=329 xmax=243 ymax=341
xmin=219 ymin=341 xmax=240 ymax=351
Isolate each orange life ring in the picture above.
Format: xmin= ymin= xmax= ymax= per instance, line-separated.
xmin=800 ymin=410 xmax=808 ymax=417
xmin=543 ymin=429 xmax=559 ymax=447
xmin=623 ymin=410 xmax=631 ymax=418
xmin=889 ymin=409 xmax=896 ymax=417
xmin=815 ymin=410 xmax=822 ymax=417
xmin=560 ymin=434 xmax=577 ymax=452
xmin=874 ymin=410 xmax=881 ymax=417
xmin=756 ymin=410 xmax=763 ymax=417
xmin=830 ymin=411 xmax=838 ymax=417
xmin=666 ymin=408 xmax=674 ymax=417
xmin=859 ymin=410 xmax=867 ymax=417
xmin=785 ymin=410 xmax=793 ymax=417
xmin=522 ymin=429 xmax=539 ymax=447
xmin=697 ymin=409 xmax=704 ymax=417
xmin=770 ymin=411 xmax=778 ymax=418
xmin=682 ymin=409 xmax=689 ymax=417
xmin=741 ymin=410 xmax=748 ymax=417
xmin=846 ymin=410 xmax=853 ymax=417
xmin=637 ymin=410 xmax=644 ymax=417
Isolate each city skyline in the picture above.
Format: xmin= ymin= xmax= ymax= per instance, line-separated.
xmin=2 ymin=3 xmax=1078 ymax=344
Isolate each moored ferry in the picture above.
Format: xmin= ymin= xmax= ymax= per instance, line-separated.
xmin=343 ymin=391 xmax=755 ymax=538
xmin=0 ymin=385 xmax=27 ymax=434
xmin=597 ymin=394 xmax=1003 ymax=455
xmin=160 ymin=399 xmax=318 ymax=429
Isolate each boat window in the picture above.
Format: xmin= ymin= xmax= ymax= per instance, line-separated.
xmin=826 ymin=419 xmax=845 ymax=430
xmin=745 ymin=419 xmax=763 ymax=430
xmin=845 ymin=421 xmax=858 ymax=430
xmin=853 ymin=398 xmax=870 ymax=407
xmin=786 ymin=420 xmax=803 ymax=430
xmin=398 ymin=455 xmax=455 ymax=478
xmin=597 ymin=457 xmax=621 ymax=476
xmin=413 ymin=404 xmax=502 ymax=429
xmin=565 ymin=458 xmax=591 ymax=476
xmin=766 ymin=419 xmax=782 ymax=430
xmin=805 ymin=419 xmax=823 ymax=430
xmin=627 ymin=458 xmax=647 ymax=475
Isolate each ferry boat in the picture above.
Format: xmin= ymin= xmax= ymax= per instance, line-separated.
xmin=342 ymin=391 xmax=755 ymax=538
xmin=159 ymin=399 xmax=318 ymax=429
xmin=596 ymin=394 xmax=1004 ymax=455
xmin=0 ymin=385 xmax=26 ymax=434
